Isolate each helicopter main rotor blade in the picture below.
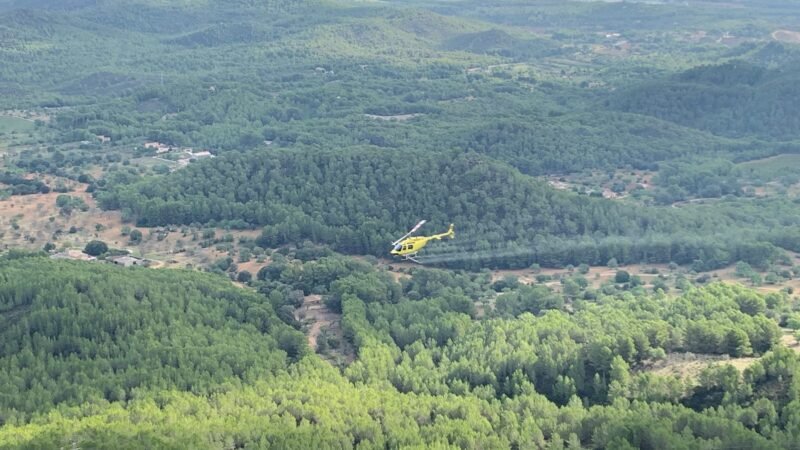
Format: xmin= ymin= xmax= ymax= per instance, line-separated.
xmin=391 ymin=220 xmax=427 ymax=245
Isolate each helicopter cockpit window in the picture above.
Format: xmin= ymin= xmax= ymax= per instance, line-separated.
xmin=407 ymin=244 xmax=414 ymax=250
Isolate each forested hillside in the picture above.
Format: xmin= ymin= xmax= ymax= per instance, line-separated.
xmin=460 ymin=112 xmax=761 ymax=174
xmin=97 ymin=148 xmax=653 ymax=243
xmin=1 ymin=255 xmax=799 ymax=448
xmin=96 ymin=148 xmax=800 ymax=270
xmin=4 ymin=0 xmax=800 ymax=448
xmin=3 ymin=0 xmax=793 ymax=179
xmin=0 ymin=254 xmax=306 ymax=422
xmin=608 ymin=60 xmax=800 ymax=139
xmin=2 ymin=0 xmax=796 ymax=260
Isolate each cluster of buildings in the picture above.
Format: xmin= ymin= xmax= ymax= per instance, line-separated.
xmin=144 ymin=141 xmax=214 ymax=159
xmin=50 ymin=250 xmax=149 ymax=267
xmin=143 ymin=141 xmax=215 ymax=171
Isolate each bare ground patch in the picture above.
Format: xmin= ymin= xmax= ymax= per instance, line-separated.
xmin=364 ymin=113 xmax=423 ymax=121
xmin=642 ymin=330 xmax=799 ymax=381
xmin=381 ymin=258 xmax=669 ymax=291
xmin=547 ymin=169 xmax=655 ymax=201
xmin=0 ymin=173 xmax=264 ymax=272
xmin=781 ymin=328 xmax=800 ymax=352
xmin=0 ymin=109 xmax=51 ymax=123
xmin=772 ymin=30 xmax=800 ymax=44
xmin=486 ymin=263 xmax=672 ymax=292
xmin=0 ymin=177 xmax=99 ymax=250
xmin=296 ymin=294 xmax=354 ymax=365
xmin=642 ymin=353 xmax=758 ymax=380
xmin=235 ymin=258 xmax=269 ymax=277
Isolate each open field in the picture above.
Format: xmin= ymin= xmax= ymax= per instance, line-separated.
xmin=0 ymin=116 xmax=35 ymax=134
xmin=0 ymin=116 xmax=36 ymax=151
xmin=738 ymin=153 xmax=800 ymax=181
xmin=0 ymin=109 xmax=51 ymax=123
xmin=0 ymin=177 xmax=97 ymax=250
xmin=738 ymin=154 xmax=800 ymax=199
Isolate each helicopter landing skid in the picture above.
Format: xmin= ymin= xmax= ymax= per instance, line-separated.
xmin=403 ymin=254 xmax=423 ymax=264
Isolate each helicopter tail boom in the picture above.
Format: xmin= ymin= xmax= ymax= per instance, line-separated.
xmin=430 ymin=224 xmax=455 ymax=241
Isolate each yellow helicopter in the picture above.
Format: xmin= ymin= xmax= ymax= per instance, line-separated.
xmin=390 ymin=220 xmax=454 ymax=263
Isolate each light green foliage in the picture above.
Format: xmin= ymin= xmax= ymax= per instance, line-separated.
xmin=0 ymin=254 xmax=798 ymax=448
xmin=736 ymin=261 xmax=756 ymax=278
xmin=54 ymin=194 xmax=88 ymax=214
xmin=0 ymin=255 xmax=303 ymax=422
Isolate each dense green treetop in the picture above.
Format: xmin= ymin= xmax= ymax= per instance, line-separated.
xmin=0 ymin=255 xmax=305 ymax=421
xmin=608 ymin=60 xmax=800 ymax=140
xmin=0 ymin=254 xmax=798 ymax=448
xmin=96 ymin=148 xmax=800 ymax=270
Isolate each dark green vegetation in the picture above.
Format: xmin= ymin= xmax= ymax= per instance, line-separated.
xmin=4 ymin=0 xmax=800 ymax=448
xmin=81 ymin=239 xmax=106 ymax=256
xmin=2 ymin=254 xmax=800 ymax=449
xmin=0 ymin=172 xmax=48 ymax=195
xmin=99 ymin=148 xmax=800 ymax=270
xmin=608 ymin=60 xmax=800 ymax=140
xmin=2 ymin=0 xmax=797 ymax=269
xmin=0 ymin=255 xmax=306 ymax=423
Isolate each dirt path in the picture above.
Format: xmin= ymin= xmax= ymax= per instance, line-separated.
xmin=296 ymin=295 xmax=337 ymax=350
xmin=295 ymin=294 xmax=355 ymax=364
xmin=670 ymin=197 xmax=719 ymax=208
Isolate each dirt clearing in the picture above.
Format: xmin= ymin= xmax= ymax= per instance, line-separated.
xmin=0 ymin=173 xmax=265 ymax=272
xmin=772 ymin=30 xmax=800 ymax=44
xmin=296 ymin=294 xmax=354 ymax=365
xmin=643 ymin=329 xmax=799 ymax=381
xmin=643 ymin=353 xmax=758 ymax=379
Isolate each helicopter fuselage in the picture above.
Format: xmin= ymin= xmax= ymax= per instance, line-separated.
xmin=390 ymin=224 xmax=454 ymax=258
xmin=391 ymin=236 xmax=432 ymax=257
